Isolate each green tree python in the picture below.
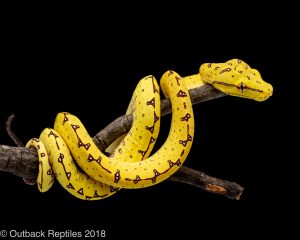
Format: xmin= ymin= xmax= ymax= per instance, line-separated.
xmin=25 ymin=59 xmax=273 ymax=200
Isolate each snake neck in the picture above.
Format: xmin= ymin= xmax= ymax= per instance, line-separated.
xmin=182 ymin=73 xmax=206 ymax=90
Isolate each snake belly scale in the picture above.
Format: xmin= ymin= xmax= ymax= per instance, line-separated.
xmin=26 ymin=59 xmax=273 ymax=200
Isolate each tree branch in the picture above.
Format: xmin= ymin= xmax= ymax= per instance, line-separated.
xmin=0 ymin=84 xmax=244 ymax=200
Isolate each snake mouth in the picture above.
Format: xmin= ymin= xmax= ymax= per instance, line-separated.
xmin=223 ymin=91 xmax=272 ymax=101
xmin=207 ymin=79 xmax=273 ymax=101
xmin=222 ymin=91 xmax=253 ymax=100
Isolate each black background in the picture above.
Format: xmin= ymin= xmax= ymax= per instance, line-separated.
xmin=0 ymin=7 xmax=295 ymax=239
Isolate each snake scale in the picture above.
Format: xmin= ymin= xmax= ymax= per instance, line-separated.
xmin=26 ymin=59 xmax=273 ymax=200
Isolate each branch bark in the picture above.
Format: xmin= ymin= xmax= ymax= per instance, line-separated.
xmin=0 ymin=84 xmax=244 ymax=200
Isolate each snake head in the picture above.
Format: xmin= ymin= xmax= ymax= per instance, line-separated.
xmin=199 ymin=59 xmax=273 ymax=101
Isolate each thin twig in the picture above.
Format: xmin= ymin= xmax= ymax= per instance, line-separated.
xmin=5 ymin=113 xmax=24 ymax=147
xmin=5 ymin=114 xmax=36 ymax=185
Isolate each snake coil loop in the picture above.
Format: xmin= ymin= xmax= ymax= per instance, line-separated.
xmin=26 ymin=59 xmax=273 ymax=200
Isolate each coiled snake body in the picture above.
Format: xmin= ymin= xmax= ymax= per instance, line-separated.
xmin=26 ymin=59 xmax=273 ymax=200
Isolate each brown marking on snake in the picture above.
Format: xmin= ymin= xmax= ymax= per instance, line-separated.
xmin=110 ymin=186 xmax=119 ymax=193
xmin=114 ymin=170 xmax=121 ymax=183
xmin=175 ymin=75 xmax=181 ymax=86
xmin=87 ymin=154 xmax=112 ymax=174
xmin=132 ymin=175 xmax=141 ymax=184
xmin=78 ymin=141 xmax=91 ymax=150
xmin=77 ymin=188 xmax=84 ymax=195
xmin=87 ymin=154 xmax=94 ymax=162
xmin=183 ymin=102 xmax=187 ymax=109
xmin=71 ymin=124 xmax=91 ymax=150
xmin=72 ymin=124 xmax=79 ymax=129
xmin=219 ymin=68 xmax=232 ymax=74
xmin=151 ymin=169 xmax=161 ymax=183
xmin=180 ymin=113 xmax=191 ymax=122
xmin=48 ymin=130 xmax=60 ymax=150
xmin=86 ymin=191 xmax=109 ymax=200
xmin=238 ymin=59 xmax=242 ymax=63
xmin=118 ymin=148 xmax=122 ymax=154
xmin=167 ymin=159 xmax=181 ymax=167
xmin=57 ymin=153 xmax=63 ymax=162
xmin=66 ymin=183 xmax=75 ymax=190
xmin=207 ymin=63 xmax=212 ymax=68
xmin=154 ymin=111 xmax=159 ymax=123
xmin=145 ymin=126 xmax=154 ymax=134
xmin=179 ymin=124 xmax=192 ymax=147
xmin=238 ymin=70 xmax=243 ymax=74
xmin=39 ymin=160 xmax=44 ymax=190
xmin=138 ymin=137 xmax=156 ymax=159
xmin=62 ymin=112 xmax=70 ymax=125
xmin=146 ymin=111 xmax=159 ymax=134
xmin=143 ymin=110 xmax=159 ymax=156
xmin=247 ymin=76 xmax=251 ymax=80
xmin=138 ymin=150 xmax=146 ymax=157
xmin=151 ymin=76 xmax=159 ymax=93
xmin=150 ymin=136 xmax=155 ymax=143
xmin=214 ymin=66 xmax=220 ymax=70
xmin=93 ymin=191 xmax=100 ymax=197
xmin=168 ymin=70 xmax=174 ymax=76
xmin=247 ymin=87 xmax=263 ymax=93
xmin=66 ymin=172 xmax=71 ymax=179
xmin=180 ymin=150 xmax=185 ymax=157
xmin=125 ymin=158 xmax=182 ymax=184
xmin=177 ymin=90 xmax=187 ymax=97
xmin=212 ymin=81 xmax=236 ymax=88
xmin=58 ymin=153 xmax=71 ymax=180
xmin=41 ymin=152 xmax=46 ymax=157
xmin=146 ymin=98 xmax=155 ymax=108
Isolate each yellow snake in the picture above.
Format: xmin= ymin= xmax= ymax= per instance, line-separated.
xmin=26 ymin=59 xmax=273 ymax=200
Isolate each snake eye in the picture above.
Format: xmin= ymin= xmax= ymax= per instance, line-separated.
xmin=237 ymin=82 xmax=247 ymax=92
